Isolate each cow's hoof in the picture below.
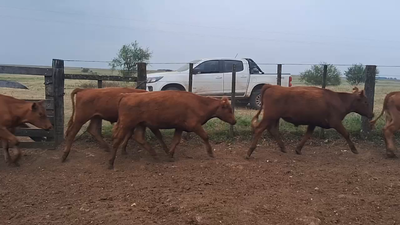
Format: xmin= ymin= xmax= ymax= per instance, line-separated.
xmin=61 ymin=156 xmax=67 ymax=163
xmin=8 ymin=161 xmax=20 ymax=167
xmin=103 ymin=148 xmax=111 ymax=152
xmin=351 ymin=149 xmax=359 ymax=154
xmin=208 ymin=153 xmax=215 ymax=158
xmin=280 ymin=148 xmax=287 ymax=153
xmin=245 ymin=155 xmax=251 ymax=160
xmin=386 ymin=152 xmax=397 ymax=159
xmin=167 ymin=157 xmax=175 ymax=162
xmin=108 ymin=164 xmax=114 ymax=170
xmin=295 ymin=149 xmax=302 ymax=155
xmin=11 ymin=153 xmax=21 ymax=163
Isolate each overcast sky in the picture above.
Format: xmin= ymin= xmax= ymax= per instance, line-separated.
xmin=1 ymin=0 xmax=400 ymax=76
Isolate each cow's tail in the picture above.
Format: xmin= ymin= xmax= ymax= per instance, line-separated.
xmin=65 ymin=88 xmax=84 ymax=138
xmin=370 ymin=92 xmax=392 ymax=129
xmin=251 ymin=84 xmax=272 ymax=132
xmin=111 ymin=93 xmax=127 ymax=141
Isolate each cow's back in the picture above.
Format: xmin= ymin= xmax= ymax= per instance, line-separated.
xmin=262 ymin=86 xmax=342 ymax=126
xmin=75 ymin=87 xmax=145 ymax=122
xmin=119 ymin=91 xmax=214 ymax=129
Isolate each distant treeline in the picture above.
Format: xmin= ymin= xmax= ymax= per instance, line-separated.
xmin=376 ymin=76 xmax=399 ymax=80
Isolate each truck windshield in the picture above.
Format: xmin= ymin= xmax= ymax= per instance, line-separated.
xmin=176 ymin=60 xmax=202 ymax=72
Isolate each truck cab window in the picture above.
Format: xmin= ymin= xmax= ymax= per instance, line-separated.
xmin=223 ymin=60 xmax=244 ymax=72
xmin=194 ymin=60 xmax=220 ymax=74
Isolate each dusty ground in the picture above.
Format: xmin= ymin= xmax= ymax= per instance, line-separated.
xmin=1 ymin=137 xmax=400 ymax=225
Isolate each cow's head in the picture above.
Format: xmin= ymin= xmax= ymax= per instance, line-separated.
xmin=215 ymin=97 xmax=237 ymax=125
xmin=25 ymin=101 xmax=53 ymax=130
xmin=351 ymin=87 xmax=374 ymax=120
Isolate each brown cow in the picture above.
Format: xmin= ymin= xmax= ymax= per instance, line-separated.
xmin=109 ymin=91 xmax=237 ymax=169
xmin=0 ymin=94 xmax=53 ymax=166
xmin=370 ymin=91 xmax=400 ymax=158
xmin=246 ymin=84 xmax=374 ymax=158
xmin=61 ymin=87 xmax=169 ymax=162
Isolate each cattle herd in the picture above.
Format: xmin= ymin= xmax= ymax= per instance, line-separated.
xmin=1 ymin=84 xmax=400 ymax=169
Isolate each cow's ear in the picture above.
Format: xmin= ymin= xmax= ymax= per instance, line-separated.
xmin=352 ymin=86 xmax=359 ymax=93
xmin=221 ymin=97 xmax=229 ymax=108
xmin=359 ymin=90 xmax=365 ymax=97
xmin=31 ymin=102 xmax=38 ymax=111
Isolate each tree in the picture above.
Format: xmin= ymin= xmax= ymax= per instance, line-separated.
xmin=345 ymin=63 xmax=379 ymax=85
xmin=299 ymin=63 xmax=341 ymax=86
xmin=109 ymin=41 xmax=152 ymax=77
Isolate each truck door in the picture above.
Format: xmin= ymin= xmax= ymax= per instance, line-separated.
xmin=223 ymin=60 xmax=247 ymax=96
xmin=192 ymin=60 xmax=223 ymax=95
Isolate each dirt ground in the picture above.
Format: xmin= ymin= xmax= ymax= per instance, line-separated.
xmin=1 ymin=137 xmax=400 ymax=225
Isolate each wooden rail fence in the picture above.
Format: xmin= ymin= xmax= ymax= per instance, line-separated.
xmin=0 ymin=59 xmax=144 ymax=149
xmin=0 ymin=60 xmax=377 ymax=149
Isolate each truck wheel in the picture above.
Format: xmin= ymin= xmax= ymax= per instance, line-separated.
xmin=249 ymin=88 xmax=262 ymax=109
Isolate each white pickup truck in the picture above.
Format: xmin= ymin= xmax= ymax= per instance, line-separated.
xmin=146 ymin=57 xmax=292 ymax=109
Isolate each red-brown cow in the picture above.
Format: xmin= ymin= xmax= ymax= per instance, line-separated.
xmin=0 ymin=94 xmax=52 ymax=166
xmin=370 ymin=91 xmax=400 ymax=158
xmin=61 ymin=87 xmax=169 ymax=162
xmin=246 ymin=84 xmax=374 ymax=158
xmin=109 ymin=91 xmax=237 ymax=169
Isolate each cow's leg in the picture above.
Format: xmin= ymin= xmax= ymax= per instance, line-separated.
xmin=267 ymin=119 xmax=286 ymax=153
xmin=0 ymin=128 xmax=20 ymax=166
xmin=0 ymin=128 xmax=19 ymax=147
xmin=87 ymin=117 xmax=110 ymax=152
xmin=109 ymin=125 xmax=131 ymax=169
xmin=61 ymin=121 xmax=85 ymax=162
xmin=120 ymin=129 xmax=134 ymax=156
xmin=295 ymin=125 xmax=316 ymax=155
xmin=383 ymin=114 xmax=399 ymax=158
xmin=131 ymin=125 xmax=159 ymax=160
xmin=120 ymin=132 xmax=131 ymax=155
xmin=193 ymin=126 xmax=214 ymax=158
xmin=246 ymin=119 xmax=271 ymax=159
xmin=383 ymin=124 xmax=398 ymax=158
xmin=149 ymin=127 xmax=169 ymax=154
xmin=2 ymin=139 xmax=11 ymax=163
xmin=120 ymin=124 xmax=133 ymax=155
xmin=333 ymin=122 xmax=358 ymax=154
xmin=168 ymin=129 xmax=183 ymax=160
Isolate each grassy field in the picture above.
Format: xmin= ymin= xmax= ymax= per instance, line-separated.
xmin=0 ymin=68 xmax=399 ymax=143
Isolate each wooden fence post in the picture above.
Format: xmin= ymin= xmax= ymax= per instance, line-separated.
xmin=361 ymin=65 xmax=377 ymax=138
xmin=277 ymin=64 xmax=282 ymax=86
xmin=183 ymin=63 xmax=194 ymax=141
xmin=137 ymin=63 xmax=147 ymax=90
xmin=188 ymin=63 xmax=193 ymax=92
xmin=45 ymin=64 xmax=54 ymax=145
xmin=230 ymin=64 xmax=236 ymax=136
xmin=52 ymin=59 xmax=65 ymax=147
xmin=97 ymin=80 xmax=103 ymax=134
xmin=319 ymin=64 xmax=328 ymax=138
